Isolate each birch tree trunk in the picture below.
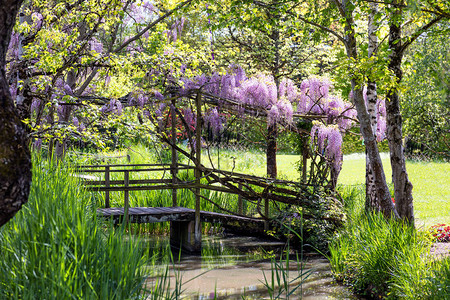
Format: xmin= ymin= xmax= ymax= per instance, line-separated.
xmin=0 ymin=0 xmax=31 ymax=227
xmin=365 ymin=2 xmax=382 ymax=212
xmin=387 ymin=2 xmax=414 ymax=223
xmin=336 ymin=0 xmax=398 ymax=218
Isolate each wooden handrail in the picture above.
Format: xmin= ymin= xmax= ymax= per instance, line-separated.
xmin=75 ymin=163 xmax=174 ymax=168
xmin=83 ymin=179 xmax=173 ymax=186
xmin=76 ymin=166 xmax=193 ymax=173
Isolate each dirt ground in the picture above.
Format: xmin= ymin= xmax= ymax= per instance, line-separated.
xmin=430 ymin=242 xmax=450 ymax=259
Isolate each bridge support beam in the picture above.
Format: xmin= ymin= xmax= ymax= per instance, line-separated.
xmin=193 ymin=92 xmax=202 ymax=251
xmin=170 ymin=220 xmax=201 ymax=253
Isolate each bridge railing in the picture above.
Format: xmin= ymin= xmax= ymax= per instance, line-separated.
xmin=75 ymin=161 xmax=310 ymax=230
xmin=74 ymin=164 xmax=197 ymax=214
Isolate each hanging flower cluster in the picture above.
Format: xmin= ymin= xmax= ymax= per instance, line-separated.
xmin=100 ymin=99 xmax=123 ymax=115
xmin=310 ymin=123 xmax=343 ymax=172
xmin=174 ymin=67 xmax=361 ymax=174
xmin=179 ymin=68 xmax=296 ymax=127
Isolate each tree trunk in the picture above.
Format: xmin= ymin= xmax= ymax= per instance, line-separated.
xmin=387 ymin=11 xmax=414 ymax=223
xmin=0 ymin=0 xmax=31 ymax=227
xmin=365 ymin=1 xmax=381 ymax=212
xmin=55 ymin=21 xmax=87 ymax=162
xmin=15 ymin=10 xmax=33 ymax=124
xmin=339 ymin=0 xmax=398 ymax=218
xmin=267 ymin=123 xmax=277 ymax=178
xmin=55 ymin=70 xmax=76 ymax=161
xmin=353 ymin=87 xmax=398 ymax=218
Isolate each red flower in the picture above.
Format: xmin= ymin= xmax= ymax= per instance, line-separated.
xmin=430 ymin=223 xmax=450 ymax=243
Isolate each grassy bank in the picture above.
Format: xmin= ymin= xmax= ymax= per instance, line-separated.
xmin=0 ymin=157 xmax=146 ymax=299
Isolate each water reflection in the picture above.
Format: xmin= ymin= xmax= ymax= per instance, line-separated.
xmin=141 ymin=235 xmax=356 ymax=299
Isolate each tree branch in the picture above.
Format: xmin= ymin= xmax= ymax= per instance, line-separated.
xmin=401 ymin=15 xmax=443 ymax=53
xmin=296 ymin=14 xmax=345 ymax=44
xmin=113 ymin=0 xmax=192 ymax=53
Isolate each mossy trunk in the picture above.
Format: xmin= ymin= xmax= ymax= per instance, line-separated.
xmin=0 ymin=0 xmax=31 ymax=227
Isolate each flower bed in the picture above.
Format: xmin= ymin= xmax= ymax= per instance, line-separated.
xmin=430 ymin=224 xmax=450 ymax=243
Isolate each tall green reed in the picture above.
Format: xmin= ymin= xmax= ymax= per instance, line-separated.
xmin=261 ymin=249 xmax=311 ymax=300
xmin=0 ymin=156 xmax=146 ymax=299
xmin=427 ymin=257 xmax=450 ymax=299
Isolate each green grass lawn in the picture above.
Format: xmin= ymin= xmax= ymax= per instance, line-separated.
xmin=339 ymin=153 xmax=450 ymax=227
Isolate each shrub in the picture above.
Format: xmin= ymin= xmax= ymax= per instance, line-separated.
xmin=270 ymin=191 xmax=346 ymax=253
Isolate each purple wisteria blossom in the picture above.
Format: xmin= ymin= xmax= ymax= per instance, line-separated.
xmin=90 ymin=38 xmax=103 ymax=53
xmin=142 ymin=1 xmax=155 ymax=12
xmin=298 ymin=77 xmax=332 ymax=114
xmin=204 ymin=108 xmax=224 ymax=136
xmin=31 ymin=12 xmax=43 ymax=30
xmin=7 ymin=31 xmax=19 ymax=59
xmin=73 ymin=116 xmax=86 ymax=132
xmin=9 ymin=83 xmax=17 ymax=100
xmin=173 ymin=68 xmax=360 ymax=168
xmin=311 ymin=123 xmax=343 ymax=174
xmin=57 ymin=103 xmax=71 ymax=120
xmin=182 ymin=108 xmax=195 ymax=129
xmin=101 ymin=99 xmax=123 ymax=115
xmin=31 ymin=99 xmax=41 ymax=114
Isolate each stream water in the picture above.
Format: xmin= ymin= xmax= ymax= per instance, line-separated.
xmin=140 ymin=234 xmax=357 ymax=299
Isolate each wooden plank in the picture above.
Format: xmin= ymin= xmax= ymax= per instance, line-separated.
xmin=194 ymin=92 xmax=202 ymax=249
xmin=87 ymin=183 xmax=200 ymax=192
xmin=77 ymin=167 xmax=191 ymax=173
xmin=84 ymin=179 xmax=172 ymax=186
xmin=171 ymin=99 xmax=178 ymax=207
xmin=124 ymin=171 xmax=129 ymax=224
xmin=203 ymin=167 xmax=305 ymax=187
xmin=96 ymin=206 xmax=265 ymax=231
xmin=105 ymin=166 xmax=110 ymax=208
xmin=76 ymin=163 xmax=172 ymax=169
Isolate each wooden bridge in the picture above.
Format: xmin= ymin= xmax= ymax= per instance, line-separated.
xmin=74 ymin=92 xmax=327 ymax=252
xmin=75 ymin=162 xmax=311 ymax=252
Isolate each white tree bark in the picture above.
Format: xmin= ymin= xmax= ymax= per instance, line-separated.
xmin=336 ymin=0 xmax=398 ymax=218
xmin=365 ymin=2 xmax=381 ymax=212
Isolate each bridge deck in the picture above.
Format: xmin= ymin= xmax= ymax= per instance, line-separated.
xmin=97 ymin=206 xmax=266 ymax=234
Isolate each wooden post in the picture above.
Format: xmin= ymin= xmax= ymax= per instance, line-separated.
xmin=171 ymin=100 xmax=178 ymax=207
xmin=264 ymin=198 xmax=269 ymax=230
xmin=105 ymin=166 xmax=110 ymax=208
xmin=238 ymin=183 xmax=243 ymax=215
xmin=194 ymin=92 xmax=202 ymax=251
xmin=302 ymin=137 xmax=308 ymax=183
xmin=124 ymin=170 xmax=129 ymax=225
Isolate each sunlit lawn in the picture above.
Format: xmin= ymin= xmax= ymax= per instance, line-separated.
xmin=339 ymin=153 xmax=450 ymax=227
